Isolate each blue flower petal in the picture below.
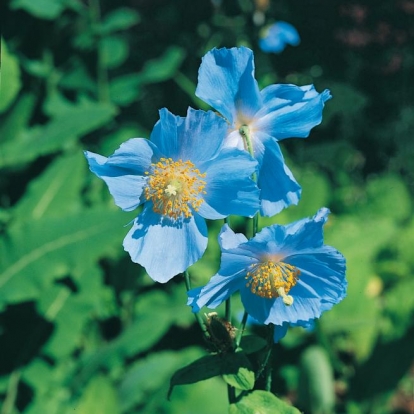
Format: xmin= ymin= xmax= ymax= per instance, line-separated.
xmin=198 ymin=148 xmax=260 ymax=219
xmin=259 ymin=21 xmax=300 ymax=54
xmin=123 ymin=204 xmax=208 ymax=282
xmin=150 ymin=108 xmax=228 ymax=162
xmin=273 ymin=323 xmax=289 ymax=342
xmin=187 ymin=272 xmax=244 ymax=313
xmin=255 ymin=135 xmax=301 ymax=216
xmin=84 ymin=138 xmax=159 ymax=211
xmin=195 ymin=47 xmax=262 ymax=125
xmin=254 ymin=86 xmax=331 ymax=140
xmin=218 ymin=224 xmax=248 ymax=251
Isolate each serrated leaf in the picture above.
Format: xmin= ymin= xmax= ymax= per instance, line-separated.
xmin=0 ymin=39 xmax=21 ymax=113
xmin=297 ymin=346 xmax=335 ymax=414
xmin=168 ymin=354 xmax=222 ymax=398
xmin=0 ymin=100 xmax=117 ymax=168
xmin=0 ymin=208 xmax=132 ymax=310
xmin=13 ymin=152 xmax=85 ymax=221
xmin=229 ymin=390 xmax=301 ymax=414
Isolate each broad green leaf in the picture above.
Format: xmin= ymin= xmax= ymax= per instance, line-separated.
xmin=239 ymin=335 xmax=267 ymax=354
xmin=297 ymin=346 xmax=335 ymax=414
xmin=229 ymin=390 xmax=300 ymax=414
xmin=140 ymin=46 xmax=186 ymax=84
xmin=12 ymin=151 xmax=85 ymax=221
xmin=222 ymin=351 xmax=255 ymax=390
xmin=118 ymin=348 xmax=202 ymax=411
xmin=100 ymin=36 xmax=129 ymax=69
xmin=322 ymin=216 xmax=396 ymax=361
xmin=109 ymin=74 xmax=142 ymax=106
xmin=10 ymin=0 xmax=66 ymax=19
xmin=37 ymin=264 xmax=109 ymax=358
xmin=76 ymin=375 xmax=120 ymax=414
xmin=0 ymin=100 xmax=117 ymax=168
xmin=100 ymin=8 xmax=140 ymax=33
xmin=0 ymin=208 xmax=132 ymax=310
xmin=168 ymin=354 xmax=222 ymax=398
xmin=0 ymin=39 xmax=21 ymax=113
xmin=0 ymin=93 xmax=35 ymax=141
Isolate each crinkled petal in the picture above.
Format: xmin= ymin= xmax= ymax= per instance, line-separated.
xmin=84 ymin=138 xmax=159 ymax=211
xmin=286 ymin=248 xmax=347 ymax=306
xmin=254 ymin=87 xmax=331 ymax=140
xmin=218 ymin=224 xmax=248 ymax=250
xmin=198 ymin=148 xmax=260 ymax=219
xmin=187 ymin=272 xmax=244 ymax=313
xmin=150 ymin=108 xmax=227 ymax=162
xmin=196 ymin=47 xmax=262 ymax=125
xmin=123 ymin=204 xmax=208 ymax=283
xmin=255 ymin=135 xmax=301 ymax=216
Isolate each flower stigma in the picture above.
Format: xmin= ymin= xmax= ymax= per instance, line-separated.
xmin=144 ymin=158 xmax=207 ymax=219
xmin=245 ymin=261 xmax=300 ymax=305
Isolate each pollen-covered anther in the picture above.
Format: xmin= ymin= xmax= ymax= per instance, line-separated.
xmin=144 ymin=158 xmax=207 ymax=219
xmin=245 ymin=261 xmax=300 ymax=305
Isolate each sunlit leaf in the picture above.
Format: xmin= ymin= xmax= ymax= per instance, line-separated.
xmin=100 ymin=8 xmax=140 ymax=33
xmin=0 ymin=100 xmax=117 ymax=168
xmin=10 ymin=0 xmax=66 ymax=19
xmin=0 ymin=39 xmax=21 ymax=113
xmin=0 ymin=208 xmax=132 ymax=310
xmin=100 ymin=36 xmax=129 ymax=69
xmin=229 ymin=390 xmax=300 ymax=414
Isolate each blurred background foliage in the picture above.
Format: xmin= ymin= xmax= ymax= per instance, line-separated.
xmin=1 ymin=0 xmax=414 ymax=413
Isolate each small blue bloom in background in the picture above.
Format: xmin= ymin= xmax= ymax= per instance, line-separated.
xmin=196 ymin=47 xmax=331 ymax=217
xmin=259 ymin=21 xmax=300 ymax=54
xmin=84 ymin=108 xmax=260 ymax=283
xmin=187 ymin=208 xmax=347 ymax=342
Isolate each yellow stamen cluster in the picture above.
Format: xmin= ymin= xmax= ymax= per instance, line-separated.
xmin=245 ymin=261 xmax=300 ymax=305
xmin=144 ymin=158 xmax=207 ymax=220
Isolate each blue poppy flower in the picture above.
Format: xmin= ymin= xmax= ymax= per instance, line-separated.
xmin=259 ymin=21 xmax=300 ymax=54
xmin=187 ymin=208 xmax=346 ymax=342
xmin=195 ymin=47 xmax=331 ymax=216
xmin=84 ymin=108 xmax=260 ymax=283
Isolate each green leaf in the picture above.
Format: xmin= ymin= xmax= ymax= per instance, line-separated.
xmin=0 ymin=100 xmax=117 ymax=168
xmin=109 ymin=74 xmax=142 ymax=106
xmin=0 ymin=39 xmax=21 ymax=113
xmin=0 ymin=208 xmax=132 ymax=310
xmin=0 ymin=93 xmax=36 ymax=141
xmin=100 ymin=36 xmax=129 ymax=69
xmin=168 ymin=354 xmax=222 ymax=399
xmin=100 ymin=8 xmax=140 ymax=33
xmin=76 ymin=375 xmax=120 ymax=414
xmin=239 ymin=335 xmax=267 ymax=354
xmin=10 ymin=0 xmax=66 ymax=19
xmin=297 ymin=346 xmax=335 ymax=414
xmin=140 ymin=46 xmax=186 ymax=84
xmin=321 ymin=216 xmax=396 ymax=361
xmin=12 ymin=151 xmax=85 ymax=221
xmin=222 ymin=352 xmax=255 ymax=391
xmin=229 ymin=390 xmax=301 ymax=414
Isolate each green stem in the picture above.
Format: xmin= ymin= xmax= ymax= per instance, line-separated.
xmin=236 ymin=310 xmax=249 ymax=348
xmin=1 ymin=370 xmax=21 ymax=414
xmin=184 ymin=271 xmax=208 ymax=335
xmin=89 ymin=0 xmax=109 ymax=103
